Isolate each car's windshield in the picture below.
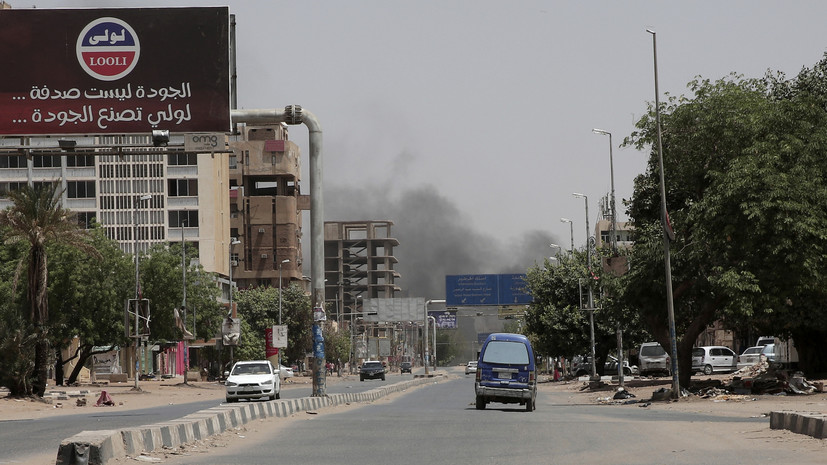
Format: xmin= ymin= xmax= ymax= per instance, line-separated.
xmin=481 ymin=341 xmax=529 ymax=365
xmin=642 ymin=345 xmax=667 ymax=356
xmin=363 ymin=362 xmax=382 ymax=368
xmin=691 ymin=348 xmax=704 ymax=357
xmin=744 ymin=347 xmax=762 ymax=355
xmin=232 ymin=363 xmax=271 ymax=375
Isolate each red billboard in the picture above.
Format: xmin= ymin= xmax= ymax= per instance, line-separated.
xmin=0 ymin=7 xmax=230 ymax=136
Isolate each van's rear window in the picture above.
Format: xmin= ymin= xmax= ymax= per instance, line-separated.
xmin=481 ymin=341 xmax=529 ymax=365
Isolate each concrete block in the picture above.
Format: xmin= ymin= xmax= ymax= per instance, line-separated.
xmin=120 ymin=428 xmax=146 ymax=455
xmin=56 ymin=430 xmax=124 ymax=465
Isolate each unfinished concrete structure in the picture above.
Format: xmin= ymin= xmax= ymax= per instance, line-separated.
xmin=228 ymin=124 xmax=305 ymax=291
xmin=324 ymin=220 xmax=401 ymax=321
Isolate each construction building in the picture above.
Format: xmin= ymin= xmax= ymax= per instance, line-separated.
xmin=324 ymin=220 xmax=401 ymax=322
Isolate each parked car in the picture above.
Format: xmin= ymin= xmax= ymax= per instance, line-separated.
xmin=756 ymin=336 xmax=775 ymax=347
xmin=359 ymin=360 xmax=386 ymax=381
xmin=604 ymin=355 xmax=638 ymax=376
xmin=465 ymin=360 xmax=478 ymax=375
xmin=400 ymin=361 xmax=413 ymax=373
xmin=638 ymin=342 xmax=670 ymax=376
xmin=737 ymin=346 xmax=764 ymax=369
xmin=224 ymin=360 xmax=280 ymax=403
xmin=474 ymin=333 xmax=537 ymax=412
xmin=692 ymin=346 xmax=737 ymax=375
xmin=277 ymin=364 xmax=294 ymax=380
xmin=570 ymin=355 xmax=592 ymax=377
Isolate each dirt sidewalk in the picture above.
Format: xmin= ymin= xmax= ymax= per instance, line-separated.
xmin=0 ymin=372 xmax=359 ymax=421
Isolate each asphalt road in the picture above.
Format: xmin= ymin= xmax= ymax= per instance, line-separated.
xmin=0 ymin=373 xmax=404 ymax=464
xmin=156 ymin=371 xmax=826 ymax=465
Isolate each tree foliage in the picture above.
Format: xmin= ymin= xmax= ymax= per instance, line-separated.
xmin=232 ymin=285 xmax=312 ymax=366
xmin=47 ymin=224 xmax=134 ymax=384
xmin=524 ymin=248 xmax=646 ymax=375
xmin=620 ymin=60 xmax=827 ymax=383
xmin=0 ymin=182 xmax=96 ymax=396
xmin=139 ymin=242 xmax=222 ymax=344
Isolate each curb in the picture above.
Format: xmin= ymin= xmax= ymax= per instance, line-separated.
xmin=770 ymin=410 xmax=827 ymax=438
xmin=55 ymin=376 xmax=440 ymax=465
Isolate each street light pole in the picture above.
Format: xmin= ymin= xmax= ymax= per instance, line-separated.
xmin=228 ymin=238 xmax=241 ymax=367
xmin=573 ymin=192 xmax=597 ymax=380
xmin=181 ymin=220 xmax=188 ymax=385
xmin=593 ymin=128 xmax=617 ymax=254
xmin=647 ymin=28 xmax=680 ymax=399
xmin=278 ymin=258 xmax=290 ymax=368
xmin=560 ymin=218 xmax=574 ymax=253
xmin=132 ymin=194 xmax=151 ymax=391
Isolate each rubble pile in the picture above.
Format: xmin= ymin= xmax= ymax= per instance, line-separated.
xmin=711 ymin=363 xmax=820 ymax=397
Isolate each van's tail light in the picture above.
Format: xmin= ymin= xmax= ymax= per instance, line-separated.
xmin=529 ymin=370 xmax=535 ymax=384
xmin=475 ymin=369 xmax=481 ymax=382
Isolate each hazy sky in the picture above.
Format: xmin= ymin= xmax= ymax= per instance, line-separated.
xmin=19 ymin=1 xmax=827 ymax=297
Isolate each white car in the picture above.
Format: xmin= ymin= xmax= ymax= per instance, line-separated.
xmin=465 ymin=361 xmax=478 ymax=375
xmin=737 ymin=346 xmax=764 ymax=369
xmin=277 ymin=364 xmax=294 ymax=380
xmin=224 ymin=360 xmax=281 ymax=403
xmin=692 ymin=346 xmax=737 ymax=375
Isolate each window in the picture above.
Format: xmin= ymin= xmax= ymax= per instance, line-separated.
xmin=167 ymin=153 xmax=197 ymax=166
xmin=66 ymin=155 xmax=95 ymax=167
xmin=68 ymin=181 xmax=95 ymax=198
xmin=168 ymin=179 xmax=198 ymax=197
xmin=0 ymin=182 xmax=26 ymax=197
xmin=481 ymin=341 xmax=530 ymax=365
xmin=33 ymin=155 xmax=61 ymax=168
xmin=0 ymin=155 xmax=26 ymax=168
xmin=76 ymin=212 xmax=96 ymax=229
xmin=168 ymin=210 xmax=198 ymax=227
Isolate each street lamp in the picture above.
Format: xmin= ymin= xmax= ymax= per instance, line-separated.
xmin=549 ymin=243 xmax=562 ymax=266
xmin=560 ymin=218 xmax=574 ymax=253
xmin=132 ymin=194 xmax=151 ymax=391
xmin=573 ymin=192 xmax=597 ymax=380
xmin=227 ymin=238 xmax=241 ymax=367
xmin=593 ymin=128 xmax=617 ymax=254
xmin=181 ymin=219 xmax=188 ymax=385
xmin=647 ymin=28 xmax=680 ymax=398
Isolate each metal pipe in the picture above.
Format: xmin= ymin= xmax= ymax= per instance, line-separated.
xmin=230 ymin=106 xmax=326 ymax=395
xmin=647 ymin=29 xmax=680 ymax=398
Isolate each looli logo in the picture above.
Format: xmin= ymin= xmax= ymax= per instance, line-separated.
xmin=76 ymin=17 xmax=140 ymax=81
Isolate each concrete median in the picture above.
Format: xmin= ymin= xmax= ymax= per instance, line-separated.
xmin=56 ymin=375 xmax=440 ymax=465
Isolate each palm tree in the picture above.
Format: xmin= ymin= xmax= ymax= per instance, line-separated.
xmin=0 ymin=181 xmax=96 ymax=396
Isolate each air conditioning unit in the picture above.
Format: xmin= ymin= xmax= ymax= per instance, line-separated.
xmin=230 ymin=260 xmax=238 ymax=266
xmin=258 ymin=228 xmax=265 ymax=233
xmin=260 ymin=254 xmax=268 ymax=259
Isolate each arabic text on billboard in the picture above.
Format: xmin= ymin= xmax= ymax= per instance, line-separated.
xmin=0 ymin=7 xmax=230 ymax=136
xmin=445 ymin=274 xmax=532 ymax=307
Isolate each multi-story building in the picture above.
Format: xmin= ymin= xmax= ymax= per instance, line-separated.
xmin=0 ymin=136 xmax=231 ymax=277
xmin=323 ymin=220 xmax=401 ymax=321
xmin=228 ymin=123 xmax=304 ymax=291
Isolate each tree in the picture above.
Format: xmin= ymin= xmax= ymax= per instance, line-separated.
xmin=233 ymin=285 xmax=312 ymax=366
xmin=47 ymin=224 xmax=134 ymax=385
xmin=0 ymin=182 xmax=96 ymax=396
xmin=623 ymin=70 xmax=827 ymax=384
xmin=323 ymin=324 xmax=351 ymax=370
xmin=139 ymin=242 xmax=222 ymax=344
xmin=524 ymin=248 xmax=646 ymax=376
